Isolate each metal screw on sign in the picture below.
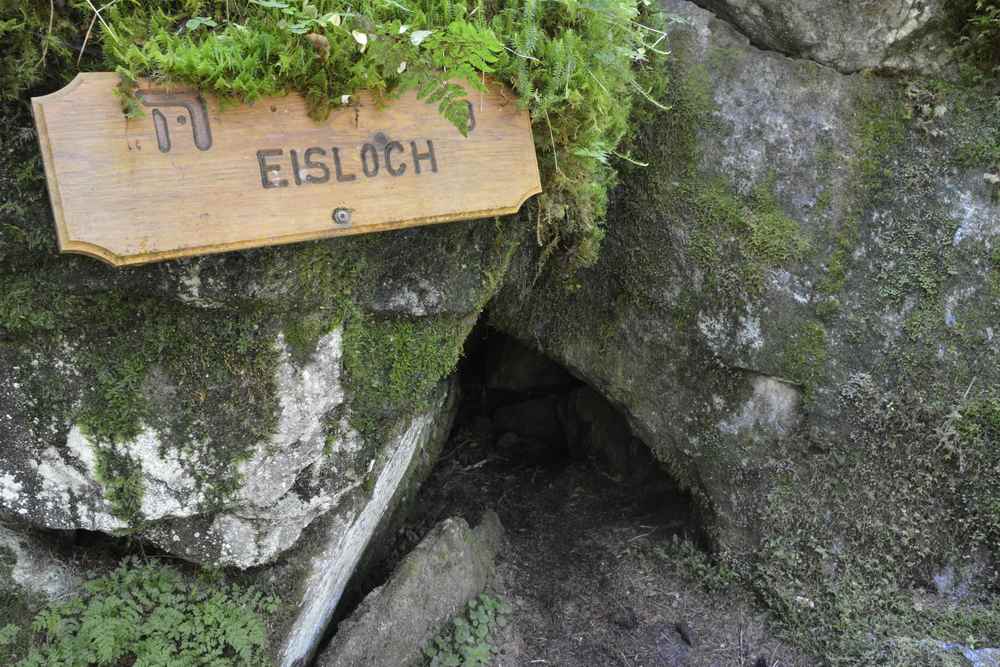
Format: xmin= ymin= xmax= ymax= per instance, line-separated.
xmin=332 ymin=208 xmax=352 ymax=226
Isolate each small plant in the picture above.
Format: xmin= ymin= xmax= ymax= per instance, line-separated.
xmin=16 ymin=558 xmax=279 ymax=667
xmin=422 ymin=593 xmax=511 ymax=666
xmin=957 ymin=0 xmax=1000 ymax=76
xmin=0 ymin=623 xmax=21 ymax=664
xmin=655 ymin=535 xmax=739 ymax=594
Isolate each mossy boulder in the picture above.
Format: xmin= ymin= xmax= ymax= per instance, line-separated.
xmin=491 ymin=0 xmax=1000 ymax=657
xmin=0 ymin=33 xmax=521 ymax=569
xmin=0 ymin=218 xmax=511 ymax=568
xmin=696 ymin=0 xmax=957 ymax=74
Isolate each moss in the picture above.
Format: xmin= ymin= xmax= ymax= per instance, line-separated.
xmin=745 ymin=179 xmax=812 ymax=267
xmin=706 ymin=46 xmax=745 ymax=76
xmin=778 ymin=321 xmax=828 ymax=393
xmin=950 ymin=398 xmax=1000 ymax=545
xmin=876 ymin=640 xmax=969 ymax=667
xmin=992 ymin=246 xmax=1000 ymax=293
xmin=334 ymin=217 xmax=520 ymax=443
xmin=956 ymin=129 xmax=1000 ymax=169
xmin=0 ymin=2 xmax=90 ymax=105
xmin=76 ymin=345 xmax=150 ymax=446
xmin=815 ymin=216 xmax=859 ymax=297
xmin=93 ymin=446 xmax=146 ymax=525
xmin=750 ymin=385 xmax=1000 ymax=661
xmin=853 ymin=77 xmax=909 ymax=190
xmin=687 ymin=176 xmax=810 ymax=296
xmin=271 ymin=241 xmax=367 ymax=363
xmin=823 ymin=88 xmax=912 ymax=301
xmin=342 ymin=310 xmax=473 ymax=438
xmin=811 ymin=79 xmax=905 ymax=308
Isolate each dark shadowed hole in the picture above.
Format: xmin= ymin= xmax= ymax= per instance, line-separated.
xmin=328 ymin=322 xmax=707 ymax=665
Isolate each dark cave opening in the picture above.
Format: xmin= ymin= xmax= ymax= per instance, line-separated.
xmin=443 ymin=321 xmax=695 ymax=515
xmin=331 ymin=322 xmax=708 ymax=665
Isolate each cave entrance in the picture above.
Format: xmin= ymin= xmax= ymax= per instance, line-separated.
xmin=438 ymin=321 xmax=698 ymax=529
xmin=361 ymin=322 xmax=709 ymax=664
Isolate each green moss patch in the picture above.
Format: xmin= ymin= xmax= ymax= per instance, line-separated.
xmin=343 ymin=310 xmax=472 ymax=438
xmin=93 ymin=446 xmax=146 ymax=525
xmin=688 ymin=176 xmax=811 ymax=297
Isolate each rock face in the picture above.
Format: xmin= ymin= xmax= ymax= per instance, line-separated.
xmin=5 ymin=328 xmax=356 ymax=567
xmin=560 ymin=386 xmax=661 ymax=483
xmin=692 ymin=0 xmax=956 ymax=74
xmin=317 ymin=511 xmax=505 ymax=667
xmin=0 ymin=525 xmax=80 ymax=602
xmin=485 ymin=336 xmax=575 ymax=393
xmin=3 ymin=64 xmax=518 ymax=657
xmin=490 ymin=0 xmax=1000 ymax=648
xmin=0 ymin=218 xmax=513 ymax=569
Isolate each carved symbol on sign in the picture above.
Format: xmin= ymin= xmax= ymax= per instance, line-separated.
xmin=136 ymin=91 xmax=213 ymax=153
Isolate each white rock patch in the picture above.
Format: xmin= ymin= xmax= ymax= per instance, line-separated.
xmin=718 ymin=375 xmax=801 ymax=437
xmin=0 ymin=473 xmax=22 ymax=505
xmin=238 ymin=329 xmax=347 ymax=509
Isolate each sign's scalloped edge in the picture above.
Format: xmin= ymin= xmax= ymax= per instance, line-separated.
xmin=31 ymin=80 xmax=78 ymax=263
xmin=31 ymin=71 xmax=95 ymax=105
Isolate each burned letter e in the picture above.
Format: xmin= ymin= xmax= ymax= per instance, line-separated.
xmin=257 ymin=149 xmax=288 ymax=189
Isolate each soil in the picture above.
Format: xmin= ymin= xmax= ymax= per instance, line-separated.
xmin=386 ymin=423 xmax=818 ymax=667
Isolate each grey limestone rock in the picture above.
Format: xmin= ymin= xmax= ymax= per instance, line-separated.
xmin=316 ymin=511 xmax=505 ymax=667
xmin=693 ymin=0 xmax=956 ymax=74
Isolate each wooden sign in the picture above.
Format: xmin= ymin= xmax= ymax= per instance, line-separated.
xmin=31 ymin=73 xmax=541 ymax=266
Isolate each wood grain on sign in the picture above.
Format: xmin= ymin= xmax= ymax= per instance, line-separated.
xmin=31 ymin=73 xmax=541 ymax=267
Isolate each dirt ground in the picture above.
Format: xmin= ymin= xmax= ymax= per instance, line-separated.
xmin=388 ymin=423 xmax=819 ymax=667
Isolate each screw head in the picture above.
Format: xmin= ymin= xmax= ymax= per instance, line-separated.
xmin=333 ymin=208 xmax=352 ymax=226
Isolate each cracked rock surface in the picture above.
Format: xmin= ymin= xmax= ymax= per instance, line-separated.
xmin=690 ymin=0 xmax=955 ymax=74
